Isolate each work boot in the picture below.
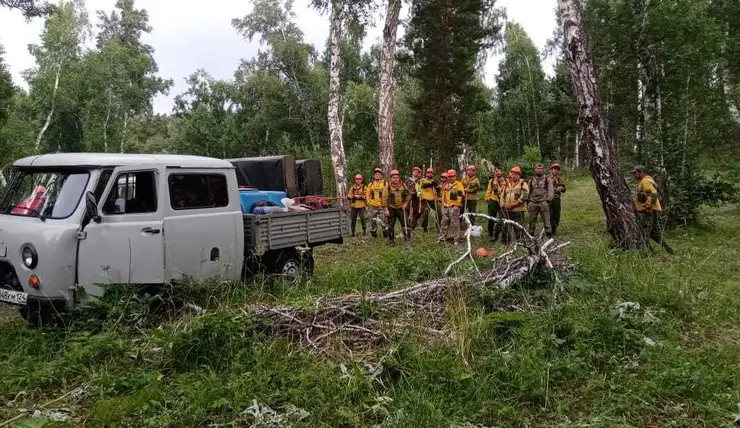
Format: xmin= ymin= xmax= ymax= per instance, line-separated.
xmin=371 ymin=231 xmax=377 ymax=238
xmin=663 ymin=243 xmax=674 ymax=254
xmin=362 ymin=229 xmax=367 ymax=236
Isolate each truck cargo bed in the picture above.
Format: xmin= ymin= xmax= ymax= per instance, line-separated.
xmin=243 ymin=208 xmax=348 ymax=251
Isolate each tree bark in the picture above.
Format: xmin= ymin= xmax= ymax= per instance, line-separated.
xmin=378 ymin=0 xmax=401 ymax=175
xmin=35 ymin=63 xmax=62 ymax=154
xmin=328 ymin=0 xmax=348 ymax=202
xmin=557 ymin=0 xmax=646 ymax=249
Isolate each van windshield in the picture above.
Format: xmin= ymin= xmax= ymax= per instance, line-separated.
xmin=0 ymin=169 xmax=90 ymax=219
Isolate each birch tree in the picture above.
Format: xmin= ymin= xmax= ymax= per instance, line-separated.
xmin=377 ymin=0 xmax=401 ymax=174
xmin=557 ymin=0 xmax=646 ymax=249
xmin=26 ymin=0 xmax=88 ymax=154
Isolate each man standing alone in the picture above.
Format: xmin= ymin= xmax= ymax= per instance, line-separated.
xmin=632 ymin=165 xmax=673 ymax=253
xmin=528 ymin=163 xmax=554 ymax=238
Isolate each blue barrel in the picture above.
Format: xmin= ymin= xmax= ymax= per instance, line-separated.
xmin=239 ymin=188 xmax=288 ymax=213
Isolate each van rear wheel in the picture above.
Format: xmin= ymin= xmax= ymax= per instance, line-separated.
xmin=266 ymin=249 xmax=314 ymax=284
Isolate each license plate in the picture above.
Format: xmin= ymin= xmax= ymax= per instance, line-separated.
xmin=0 ymin=288 xmax=27 ymax=306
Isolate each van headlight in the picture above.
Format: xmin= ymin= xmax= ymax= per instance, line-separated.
xmin=21 ymin=246 xmax=38 ymax=269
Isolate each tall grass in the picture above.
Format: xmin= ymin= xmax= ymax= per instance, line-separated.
xmin=1 ymin=175 xmax=739 ymax=427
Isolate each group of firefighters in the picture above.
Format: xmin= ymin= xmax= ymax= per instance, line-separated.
xmin=346 ymin=163 xmax=567 ymax=246
xmin=346 ymin=162 xmax=672 ymax=252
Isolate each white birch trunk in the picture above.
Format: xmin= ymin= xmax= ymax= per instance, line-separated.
xmin=35 ymin=63 xmax=62 ymax=154
xmin=120 ymin=111 xmax=128 ymax=153
xmin=0 ymin=171 xmax=6 ymax=188
xmin=328 ymin=0 xmax=348 ymax=201
xmin=378 ymin=0 xmax=401 ymax=175
xmin=557 ymin=0 xmax=646 ymax=249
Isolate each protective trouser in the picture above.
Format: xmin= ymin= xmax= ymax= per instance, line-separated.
xmin=550 ymin=198 xmax=561 ymax=235
xmin=528 ymin=201 xmax=552 ymax=236
xmin=369 ymin=207 xmax=386 ymax=238
xmin=387 ymin=207 xmax=410 ymax=242
xmin=419 ymin=200 xmax=436 ymax=232
xmin=440 ymin=206 xmax=461 ymax=242
xmin=350 ymin=207 xmax=366 ymax=236
xmin=502 ymin=210 xmax=524 ymax=244
xmin=638 ymin=211 xmax=673 ymax=253
xmin=487 ymin=201 xmax=503 ymax=241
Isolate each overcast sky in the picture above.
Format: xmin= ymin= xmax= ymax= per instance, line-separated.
xmin=0 ymin=0 xmax=556 ymax=114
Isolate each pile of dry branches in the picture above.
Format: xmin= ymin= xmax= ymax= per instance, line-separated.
xmin=249 ymin=213 xmax=571 ymax=352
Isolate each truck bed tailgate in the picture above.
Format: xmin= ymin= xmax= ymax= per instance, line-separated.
xmin=244 ymin=208 xmax=348 ymax=250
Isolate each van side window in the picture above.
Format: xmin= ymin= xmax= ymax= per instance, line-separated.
xmin=103 ymin=171 xmax=157 ymax=215
xmin=168 ymin=174 xmax=228 ymax=210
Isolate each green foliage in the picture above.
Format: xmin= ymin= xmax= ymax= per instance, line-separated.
xmin=404 ymin=0 xmax=501 ymax=170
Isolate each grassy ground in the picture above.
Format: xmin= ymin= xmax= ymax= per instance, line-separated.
xmin=1 ymin=173 xmax=740 ymax=427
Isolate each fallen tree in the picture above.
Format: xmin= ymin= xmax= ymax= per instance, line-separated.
xmin=249 ymin=213 xmax=571 ymax=352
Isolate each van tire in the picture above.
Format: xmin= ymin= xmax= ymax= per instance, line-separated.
xmin=266 ymin=249 xmax=314 ymax=284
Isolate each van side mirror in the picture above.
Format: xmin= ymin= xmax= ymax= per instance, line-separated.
xmin=85 ymin=191 xmax=101 ymax=223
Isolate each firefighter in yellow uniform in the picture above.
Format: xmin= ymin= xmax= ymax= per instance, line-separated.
xmin=500 ymin=166 xmax=529 ymax=244
xmin=366 ymin=168 xmax=387 ymax=238
xmin=383 ymin=169 xmax=410 ymax=245
xmin=485 ymin=168 xmax=507 ymax=242
xmin=347 ymin=174 xmax=367 ymax=236
xmin=439 ymin=169 xmax=465 ymax=244
xmin=632 ymin=165 xmax=673 ymax=253
xmin=462 ymin=165 xmax=481 ymax=223
xmin=418 ymin=168 xmax=439 ymax=233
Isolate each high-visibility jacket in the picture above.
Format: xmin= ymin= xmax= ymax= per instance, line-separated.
xmin=366 ymin=180 xmax=387 ymax=208
xmin=635 ymin=175 xmax=662 ymax=212
xmin=420 ymin=178 xmax=438 ymax=201
xmin=383 ymin=182 xmax=409 ymax=209
xmin=348 ymin=184 xmax=367 ymax=209
xmin=501 ymin=179 xmax=529 ymax=212
xmin=462 ymin=176 xmax=481 ymax=201
xmin=485 ymin=178 xmax=507 ymax=202
xmin=442 ymin=180 xmax=465 ymax=208
xmin=551 ymin=175 xmax=566 ymax=199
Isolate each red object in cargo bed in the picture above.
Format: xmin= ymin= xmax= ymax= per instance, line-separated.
xmin=292 ymin=196 xmax=343 ymax=210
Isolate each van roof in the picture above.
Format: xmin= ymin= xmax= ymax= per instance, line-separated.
xmin=13 ymin=153 xmax=234 ymax=169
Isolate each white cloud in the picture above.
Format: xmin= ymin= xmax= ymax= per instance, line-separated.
xmin=0 ymin=0 xmax=557 ymax=114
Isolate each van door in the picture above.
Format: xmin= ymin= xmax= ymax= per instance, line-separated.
xmin=77 ymin=166 xmax=165 ymax=297
xmin=163 ymin=170 xmax=241 ymax=281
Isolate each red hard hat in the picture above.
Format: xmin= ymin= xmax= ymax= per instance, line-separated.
xmin=34 ymin=185 xmax=46 ymax=193
xmin=447 ymin=169 xmax=457 ymax=177
xmin=355 ymin=174 xmax=363 ymax=180
xmin=467 ymin=165 xmax=476 ymax=171
xmin=412 ymin=166 xmax=421 ymax=173
xmin=390 ymin=169 xmax=400 ymax=176
xmin=551 ymin=163 xmax=561 ymax=170
xmin=426 ymin=167 xmax=434 ymax=174
xmin=510 ymin=166 xmax=522 ymax=174
xmin=440 ymin=172 xmax=448 ymax=178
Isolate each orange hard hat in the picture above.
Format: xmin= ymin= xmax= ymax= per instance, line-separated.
xmin=551 ymin=163 xmax=561 ymax=170
xmin=390 ymin=169 xmax=400 ymax=176
xmin=467 ymin=165 xmax=476 ymax=171
xmin=426 ymin=167 xmax=434 ymax=174
xmin=412 ymin=166 xmax=421 ymax=173
xmin=355 ymin=174 xmax=363 ymax=180
xmin=447 ymin=169 xmax=457 ymax=177
xmin=440 ymin=172 xmax=448 ymax=178
xmin=510 ymin=166 xmax=522 ymax=175
xmin=475 ymin=248 xmax=489 ymax=258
